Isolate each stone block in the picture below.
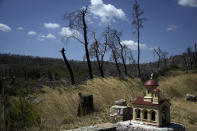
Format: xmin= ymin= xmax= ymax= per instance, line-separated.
xmin=110 ymin=106 xmax=132 ymax=123
xmin=110 ymin=105 xmax=129 ymax=116
xmin=115 ymin=99 xmax=127 ymax=106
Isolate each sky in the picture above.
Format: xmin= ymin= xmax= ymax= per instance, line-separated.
xmin=0 ymin=0 xmax=197 ymax=63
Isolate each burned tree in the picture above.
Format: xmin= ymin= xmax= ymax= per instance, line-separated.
xmin=132 ymin=0 xmax=146 ymax=77
xmin=89 ymin=32 xmax=108 ymax=78
xmin=110 ymin=49 xmax=121 ymax=77
xmin=107 ymin=28 xmax=121 ymax=77
xmin=113 ymin=30 xmax=128 ymax=75
xmin=60 ymin=48 xmax=75 ymax=85
xmin=65 ymin=7 xmax=93 ymax=79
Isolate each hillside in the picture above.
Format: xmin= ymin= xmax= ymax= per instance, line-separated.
xmin=0 ymin=52 xmax=193 ymax=84
xmin=30 ymin=71 xmax=197 ymax=131
xmin=1 ymin=53 xmax=197 ymax=131
xmin=0 ymin=53 xmax=133 ymax=83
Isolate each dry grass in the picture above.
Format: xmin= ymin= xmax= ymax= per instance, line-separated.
xmin=34 ymin=71 xmax=197 ymax=130
xmin=159 ymin=72 xmax=197 ymax=131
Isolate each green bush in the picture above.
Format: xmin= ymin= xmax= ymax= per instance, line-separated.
xmin=7 ymin=97 xmax=40 ymax=130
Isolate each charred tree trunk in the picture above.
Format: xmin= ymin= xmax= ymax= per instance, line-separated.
xmin=121 ymin=50 xmax=128 ymax=75
xmin=195 ymin=43 xmax=197 ymax=68
xmin=137 ymin=27 xmax=141 ymax=77
xmin=61 ymin=48 xmax=75 ymax=85
xmin=100 ymin=56 xmax=105 ymax=78
xmin=96 ymin=56 xmax=104 ymax=78
xmin=119 ymin=44 xmax=127 ymax=75
xmin=77 ymin=93 xmax=94 ymax=116
xmin=95 ymin=43 xmax=104 ymax=78
xmin=100 ymin=52 xmax=106 ymax=78
xmin=82 ymin=11 xmax=93 ymax=79
xmin=117 ymin=36 xmax=128 ymax=75
xmin=112 ymin=51 xmax=121 ymax=77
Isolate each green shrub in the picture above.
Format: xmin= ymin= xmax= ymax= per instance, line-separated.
xmin=7 ymin=97 xmax=40 ymax=130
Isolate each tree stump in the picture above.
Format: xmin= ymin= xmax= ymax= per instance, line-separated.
xmin=77 ymin=92 xmax=94 ymax=116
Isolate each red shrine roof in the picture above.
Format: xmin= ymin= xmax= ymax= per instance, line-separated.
xmin=132 ymin=97 xmax=168 ymax=107
xmin=144 ymin=80 xmax=158 ymax=86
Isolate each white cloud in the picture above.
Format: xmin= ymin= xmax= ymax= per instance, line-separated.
xmin=89 ymin=0 xmax=126 ymax=24
xmin=0 ymin=23 xmax=12 ymax=32
xmin=44 ymin=23 xmax=60 ymax=29
xmin=177 ymin=0 xmax=197 ymax=7
xmin=28 ymin=31 xmax=37 ymax=35
xmin=38 ymin=33 xmax=56 ymax=39
xmin=121 ymin=40 xmax=147 ymax=51
xmin=17 ymin=27 xmax=23 ymax=30
xmin=167 ymin=25 xmax=178 ymax=31
xmin=59 ymin=27 xmax=80 ymax=38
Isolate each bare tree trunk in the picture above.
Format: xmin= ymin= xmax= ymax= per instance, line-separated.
xmin=120 ymin=47 xmax=128 ymax=75
xmin=96 ymin=56 xmax=104 ymax=77
xmin=121 ymin=51 xmax=128 ymax=75
xmin=82 ymin=11 xmax=93 ymax=79
xmin=112 ymin=51 xmax=121 ymax=77
xmin=100 ymin=64 xmax=104 ymax=78
xmin=195 ymin=43 xmax=197 ymax=68
xmin=137 ymin=28 xmax=141 ymax=77
xmin=61 ymin=48 xmax=75 ymax=85
xmin=100 ymin=44 xmax=107 ymax=78
xmin=95 ymin=43 xmax=104 ymax=78
xmin=117 ymin=36 xmax=128 ymax=75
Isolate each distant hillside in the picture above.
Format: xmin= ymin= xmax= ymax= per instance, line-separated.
xmin=0 ymin=52 xmax=196 ymax=84
xmin=0 ymin=53 xmax=121 ymax=84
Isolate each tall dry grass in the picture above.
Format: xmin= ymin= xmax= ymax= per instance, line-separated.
xmin=159 ymin=72 xmax=197 ymax=131
xmin=34 ymin=71 xmax=197 ymax=130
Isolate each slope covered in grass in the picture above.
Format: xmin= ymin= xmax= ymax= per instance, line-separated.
xmin=34 ymin=71 xmax=197 ymax=130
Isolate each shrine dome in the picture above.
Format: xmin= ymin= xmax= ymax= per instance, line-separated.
xmin=144 ymin=80 xmax=158 ymax=86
